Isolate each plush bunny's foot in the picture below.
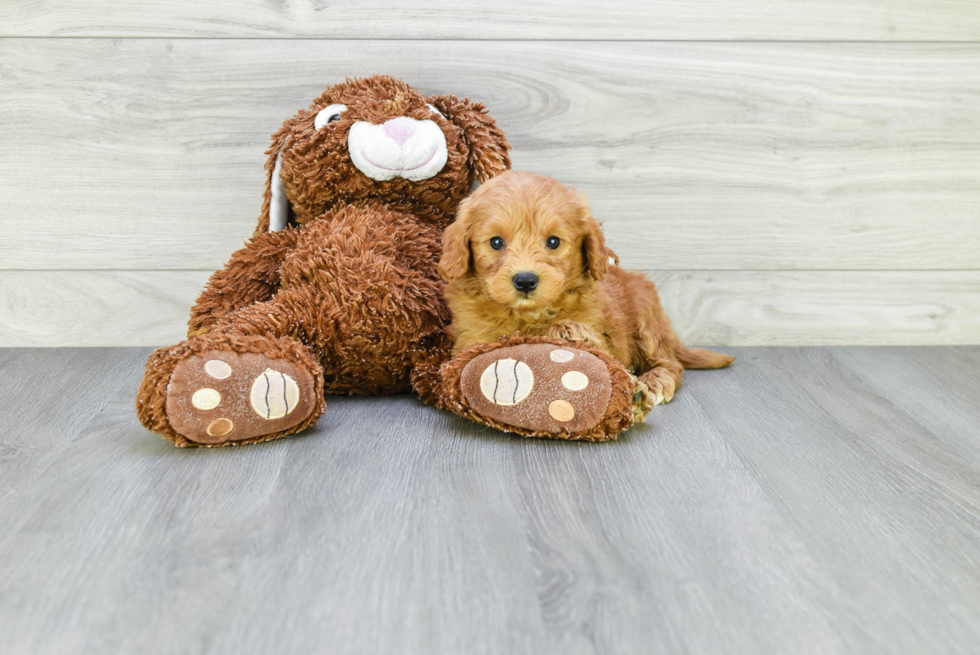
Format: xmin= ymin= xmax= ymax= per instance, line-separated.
xmin=461 ymin=345 xmax=611 ymax=433
xmin=166 ymin=351 xmax=317 ymax=445
xmin=442 ymin=336 xmax=637 ymax=441
xmin=137 ymin=333 xmax=325 ymax=447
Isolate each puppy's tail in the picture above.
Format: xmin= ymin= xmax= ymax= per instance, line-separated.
xmin=676 ymin=345 xmax=736 ymax=370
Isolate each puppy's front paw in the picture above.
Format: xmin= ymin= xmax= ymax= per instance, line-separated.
xmin=544 ymin=322 xmax=603 ymax=348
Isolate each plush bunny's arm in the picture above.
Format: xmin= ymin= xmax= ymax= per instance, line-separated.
xmin=188 ymin=228 xmax=300 ymax=336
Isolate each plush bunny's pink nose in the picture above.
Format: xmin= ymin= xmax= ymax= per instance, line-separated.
xmin=382 ymin=117 xmax=418 ymax=146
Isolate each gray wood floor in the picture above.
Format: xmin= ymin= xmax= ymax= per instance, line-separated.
xmin=2 ymin=347 xmax=979 ymax=655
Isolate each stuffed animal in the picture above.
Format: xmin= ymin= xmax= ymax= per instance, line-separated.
xmin=136 ymin=75 xmax=641 ymax=446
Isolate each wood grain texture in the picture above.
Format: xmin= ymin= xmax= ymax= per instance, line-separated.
xmin=650 ymin=270 xmax=980 ymax=346
xmin=0 ymin=271 xmax=211 ymax=347
xmin=1 ymin=347 xmax=979 ymax=654
xmin=2 ymin=270 xmax=977 ymax=347
xmin=3 ymin=39 xmax=980 ymax=271
xmin=0 ymin=347 xmax=150 ymax=487
xmin=4 ymin=0 xmax=980 ymax=40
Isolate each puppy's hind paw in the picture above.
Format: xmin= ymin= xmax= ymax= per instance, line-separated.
xmin=631 ymin=379 xmax=658 ymax=423
xmin=634 ymin=369 xmax=676 ymax=422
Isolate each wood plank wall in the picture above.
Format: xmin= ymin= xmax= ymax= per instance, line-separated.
xmin=1 ymin=2 xmax=979 ymax=346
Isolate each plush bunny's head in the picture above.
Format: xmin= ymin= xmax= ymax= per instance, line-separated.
xmin=256 ymin=75 xmax=512 ymax=233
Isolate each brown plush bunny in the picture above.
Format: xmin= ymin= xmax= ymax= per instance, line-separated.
xmin=137 ymin=75 xmax=639 ymax=446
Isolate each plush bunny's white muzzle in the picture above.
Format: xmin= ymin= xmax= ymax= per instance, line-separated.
xmin=348 ymin=117 xmax=448 ymax=182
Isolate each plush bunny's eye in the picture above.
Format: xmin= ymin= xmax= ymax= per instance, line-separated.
xmin=426 ymin=103 xmax=445 ymax=119
xmin=314 ymin=104 xmax=348 ymax=130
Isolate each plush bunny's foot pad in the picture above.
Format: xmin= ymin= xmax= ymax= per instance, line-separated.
xmin=461 ymin=345 xmax=611 ymax=432
xmin=444 ymin=336 xmax=637 ymax=441
xmin=165 ymin=351 xmax=317 ymax=445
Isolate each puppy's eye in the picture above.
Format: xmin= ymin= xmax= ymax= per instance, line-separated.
xmin=490 ymin=237 xmax=505 ymax=250
xmin=314 ymin=104 xmax=348 ymax=130
xmin=546 ymin=236 xmax=561 ymax=249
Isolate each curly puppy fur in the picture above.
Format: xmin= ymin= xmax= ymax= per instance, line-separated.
xmin=137 ymin=75 xmax=511 ymax=445
xmin=440 ymin=171 xmax=735 ymax=408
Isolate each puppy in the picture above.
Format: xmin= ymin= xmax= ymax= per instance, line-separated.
xmin=439 ymin=171 xmax=734 ymax=414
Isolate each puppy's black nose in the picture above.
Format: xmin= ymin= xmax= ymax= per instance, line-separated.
xmin=512 ymin=272 xmax=539 ymax=293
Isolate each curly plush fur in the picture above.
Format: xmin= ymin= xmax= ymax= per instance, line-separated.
xmin=137 ymin=76 xmax=511 ymax=445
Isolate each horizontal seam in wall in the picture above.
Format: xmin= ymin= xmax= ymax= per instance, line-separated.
xmin=2 ymin=36 xmax=980 ymax=44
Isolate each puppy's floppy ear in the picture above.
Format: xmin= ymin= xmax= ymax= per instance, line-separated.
xmin=439 ymin=196 xmax=476 ymax=280
xmin=580 ymin=203 xmax=614 ymax=281
xmin=428 ymin=94 xmax=511 ymax=182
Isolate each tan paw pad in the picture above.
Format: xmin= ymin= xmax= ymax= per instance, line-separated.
xmin=480 ymin=358 xmax=534 ymax=406
xmin=550 ymin=349 xmax=575 ymax=363
xmin=204 ymin=359 xmax=233 ymax=379
xmin=561 ymin=371 xmax=589 ymax=391
xmin=207 ymin=418 xmax=234 ymax=438
xmin=548 ymin=400 xmax=576 ymax=422
xmin=250 ymin=369 xmax=301 ymax=420
xmin=191 ymin=388 xmax=221 ymax=410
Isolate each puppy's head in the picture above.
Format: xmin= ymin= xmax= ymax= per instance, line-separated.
xmin=440 ymin=171 xmax=613 ymax=314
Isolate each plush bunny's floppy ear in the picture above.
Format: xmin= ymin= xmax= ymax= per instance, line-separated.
xmin=439 ymin=196 xmax=476 ymax=280
xmin=428 ymin=94 xmax=511 ymax=183
xmin=255 ymin=127 xmax=291 ymax=235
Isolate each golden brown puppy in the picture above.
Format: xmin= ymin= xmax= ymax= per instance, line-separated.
xmin=439 ymin=170 xmax=734 ymax=411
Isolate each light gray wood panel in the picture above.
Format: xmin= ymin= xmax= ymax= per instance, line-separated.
xmin=650 ymin=270 xmax=980 ymax=346
xmin=1 ymin=347 xmax=979 ymax=654
xmin=3 ymin=270 xmax=978 ymax=347
xmin=3 ymin=39 xmax=980 ymax=271
xmin=0 ymin=270 xmax=211 ymax=347
xmin=4 ymin=0 xmax=980 ymax=40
